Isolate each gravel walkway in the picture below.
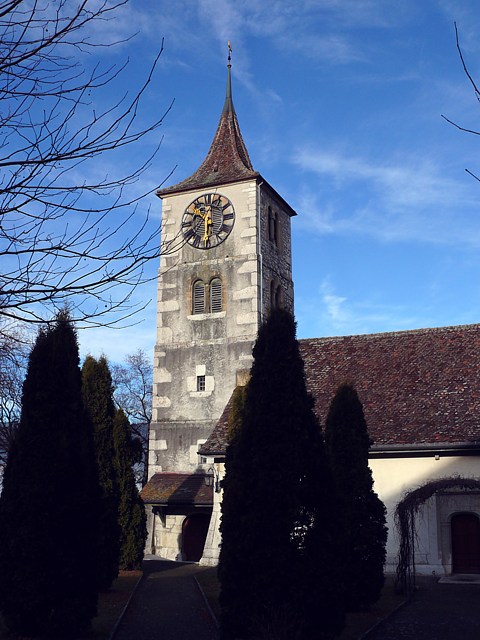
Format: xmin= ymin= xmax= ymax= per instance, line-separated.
xmin=365 ymin=575 xmax=480 ymax=639
xmin=112 ymin=559 xmax=218 ymax=640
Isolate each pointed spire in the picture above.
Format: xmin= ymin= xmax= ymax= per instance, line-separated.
xmin=223 ymin=40 xmax=233 ymax=112
xmin=158 ymin=42 xmax=258 ymax=196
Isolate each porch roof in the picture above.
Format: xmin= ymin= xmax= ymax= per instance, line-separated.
xmin=141 ymin=473 xmax=213 ymax=506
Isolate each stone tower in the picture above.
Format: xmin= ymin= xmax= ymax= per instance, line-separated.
xmin=146 ymin=56 xmax=295 ymax=559
xmin=148 ymin=53 xmax=295 ymax=481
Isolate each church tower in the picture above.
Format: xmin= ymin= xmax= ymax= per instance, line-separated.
xmin=149 ymin=50 xmax=295 ymax=480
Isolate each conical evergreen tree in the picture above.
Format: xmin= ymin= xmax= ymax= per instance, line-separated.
xmin=113 ymin=408 xmax=147 ymax=570
xmin=0 ymin=312 xmax=99 ymax=638
xmin=219 ymin=309 xmax=345 ymax=640
xmin=325 ymin=383 xmax=388 ymax=611
xmin=82 ymin=355 xmax=120 ymax=590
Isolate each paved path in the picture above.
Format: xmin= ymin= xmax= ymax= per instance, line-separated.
xmin=112 ymin=559 xmax=218 ymax=640
xmin=365 ymin=576 xmax=480 ymax=639
xmin=113 ymin=564 xmax=480 ymax=640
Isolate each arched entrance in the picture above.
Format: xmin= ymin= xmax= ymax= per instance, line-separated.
xmin=451 ymin=513 xmax=480 ymax=573
xmin=182 ymin=513 xmax=211 ymax=562
xmin=395 ymin=477 xmax=480 ymax=593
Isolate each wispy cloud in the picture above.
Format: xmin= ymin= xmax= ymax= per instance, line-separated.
xmin=320 ymin=278 xmax=348 ymax=324
xmin=297 ymin=277 xmax=425 ymax=338
xmin=196 ymin=0 xmax=373 ymax=67
xmin=293 ymin=147 xmax=480 ymax=247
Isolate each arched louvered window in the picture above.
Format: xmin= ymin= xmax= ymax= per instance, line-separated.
xmin=192 ymin=280 xmax=205 ymax=314
xmin=210 ymin=278 xmax=222 ymax=313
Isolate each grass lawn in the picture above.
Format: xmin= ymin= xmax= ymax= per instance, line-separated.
xmin=195 ymin=569 xmax=406 ymax=639
xmin=0 ymin=570 xmax=142 ymax=640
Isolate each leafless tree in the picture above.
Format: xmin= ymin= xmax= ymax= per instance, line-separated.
xmin=112 ymin=348 xmax=152 ymax=485
xmin=0 ymin=0 xmax=188 ymax=332
xmin=0 ymin=323 xmax=30 ymax=477
xmin=442 ymin=22 xmax=480 ymax=182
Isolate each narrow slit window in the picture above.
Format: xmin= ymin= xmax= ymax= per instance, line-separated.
xmin=268 ymin=206 xmax=279 ymax=246
xmin=193 ymin=280 xmax=205 ymax=314
xmin=197 ymin=375 xmax=206 ymax=392
xmin=275 ymin=285 xmax=283 ymax=309
xmin=268 ymin=206 xmax=274 ymax=242
xmin=210 ymin=278 xmax=222 ymax=313
xmin=270 ymin=280 xmax=276 ymax=310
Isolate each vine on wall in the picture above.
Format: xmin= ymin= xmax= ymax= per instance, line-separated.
xmin=395 ymin=476 xmax=480 ymax=594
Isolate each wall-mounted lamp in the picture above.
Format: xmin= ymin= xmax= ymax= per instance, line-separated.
xmin=205 ymin=465 xmax=221 ymax=493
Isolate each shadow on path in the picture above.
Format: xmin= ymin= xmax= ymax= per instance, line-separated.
xmin=112 ymin=559 xmax=218 ymax=640
xmin=365 ymin=575 xmax=480 ymax=639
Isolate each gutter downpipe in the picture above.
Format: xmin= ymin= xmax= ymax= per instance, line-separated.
xmin=257 ymin=180 xmax=264 ymax=323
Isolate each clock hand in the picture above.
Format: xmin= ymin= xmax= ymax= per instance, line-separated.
xmin=193 ymin=206 xmax=206 ymax=220
xmin=203 ymin=210 xmax=213 ymax=246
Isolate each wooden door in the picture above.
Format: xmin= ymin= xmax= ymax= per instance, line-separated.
xmin=451 ymin=512 xmax=480 ymax=573
xmin=182 ymin=513 xmax=211 ymax=562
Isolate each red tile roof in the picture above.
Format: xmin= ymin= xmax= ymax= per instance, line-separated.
xmin=301 ymin=324 xmax=480 ymax=447
xmin=140 ymin=473 xmax=213 ymax=505
xmin=200 ymin=324 xmax=480 ymax=454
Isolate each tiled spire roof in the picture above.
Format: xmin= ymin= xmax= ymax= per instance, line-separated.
xmin=157 ymin=54 xmax=258 ymax=197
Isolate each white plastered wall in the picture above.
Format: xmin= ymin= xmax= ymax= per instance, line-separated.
xmin=370 ymin=454 xmax=480 ymax=575
xmin=200 ymin=455 xmax=480 ymax=572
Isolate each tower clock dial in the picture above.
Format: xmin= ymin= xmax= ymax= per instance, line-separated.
xmin=182 ymin=193 xmax=235 ymax=249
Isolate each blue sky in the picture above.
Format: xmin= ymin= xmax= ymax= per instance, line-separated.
xmin=78 ymin=0 xmax=480 ymax=363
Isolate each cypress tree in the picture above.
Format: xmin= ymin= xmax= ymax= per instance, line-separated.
xmin=113 ymin=408 xmax=147 ymax=570
xmin=219 ymin=309 xmax=345 ymax=640
xmin=325 ymin=383 xmax=388 ymax=611
xmin=0 ymin=312 xmax=99 ymax=638
xmin=82 ymin=355 xmax=120 ymax=590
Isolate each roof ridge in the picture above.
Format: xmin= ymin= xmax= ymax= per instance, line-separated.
xmin=299 ymin=322 xmax=480 ymax=343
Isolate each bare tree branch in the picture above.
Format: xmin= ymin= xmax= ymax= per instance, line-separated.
xmin=0 ymin=322 xmax=31 ymax=473
xmin=112 ymin=349 xmax=152 ymax=485
xmin=441 ymin=22 xmax=480 ymax=181
xmin=0 ymin=1 xmax=185 ymax=331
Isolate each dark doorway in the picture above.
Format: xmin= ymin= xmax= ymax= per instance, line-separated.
xmin=182 ymin=513 xmax=211 ymax=562
xmin=451 ymin=512 xmax=480 ymax=573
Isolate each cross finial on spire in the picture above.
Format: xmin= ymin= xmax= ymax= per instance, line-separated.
xmin=225 ymin=40 xmax=233 ymax=106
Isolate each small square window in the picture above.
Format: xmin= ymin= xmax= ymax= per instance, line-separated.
xmin=197 ymin=375 xmax=206 ymax=392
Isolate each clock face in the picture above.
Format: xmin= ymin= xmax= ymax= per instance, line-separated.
xmin=181 ymin=193 xmax=235 ymax=249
